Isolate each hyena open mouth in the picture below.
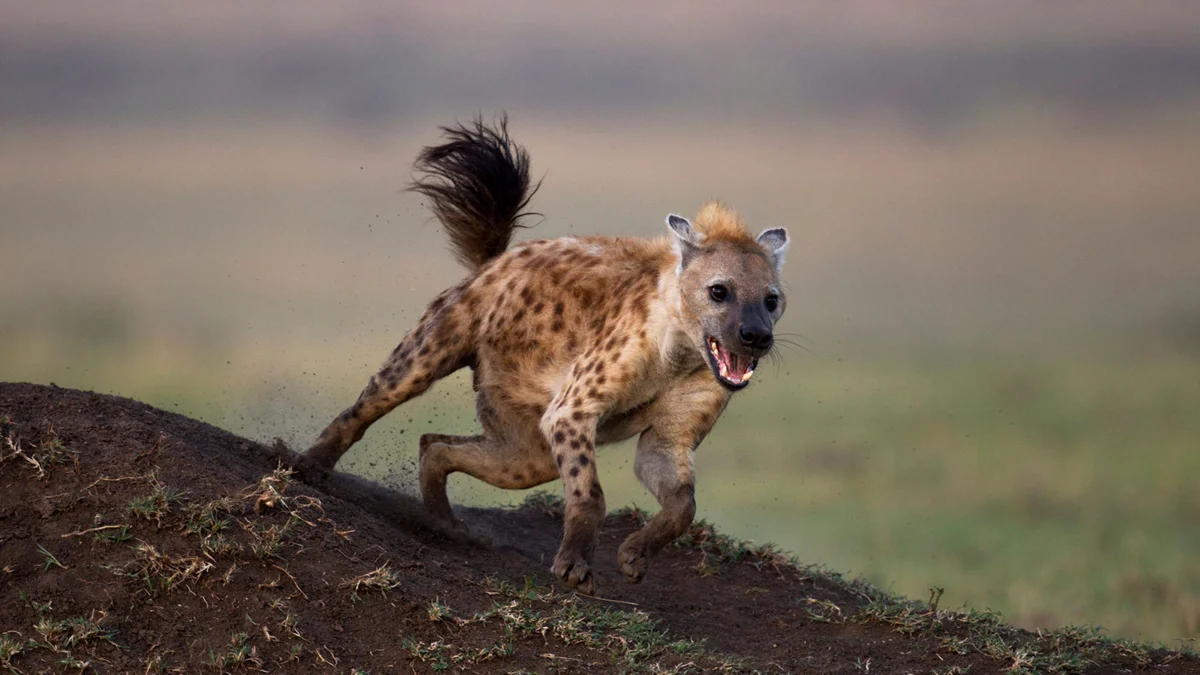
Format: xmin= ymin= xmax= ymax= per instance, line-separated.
xmin=706 ymin=337 xmax=757 ymax=389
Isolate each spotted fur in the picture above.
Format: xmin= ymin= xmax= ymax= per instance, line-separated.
xmin=305 ymin=116 xmax=791 ymax=593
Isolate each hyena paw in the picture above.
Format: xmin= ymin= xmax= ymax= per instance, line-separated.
xmin=296 ymin=438 xmax=343 ymax=473
xmin=617 ymin=537 xmax=649 ymax=584
xmin=552 ymin=551 xmax=596 ymax=595
xmin=430 ymin=515 xmax=492 ymax=547
xmin=277 ymin=446 xmax=332 ymax=484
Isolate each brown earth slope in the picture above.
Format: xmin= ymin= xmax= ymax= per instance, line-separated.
xmin=0 ymin=382 xmax=1195 ymax=674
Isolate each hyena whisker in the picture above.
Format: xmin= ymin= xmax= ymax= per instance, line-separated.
xmin=774 ymin=332 xmax=814 ymax=345
xmin=772 ymin=338 xmax=813 ymax=357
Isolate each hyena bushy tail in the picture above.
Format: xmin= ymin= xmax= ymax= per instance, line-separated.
xmin=304 ymin=114 xmax=535 ymax=468
xmin=303 ymin=115 xmax=537 ymax=472
xmin=410 ymin=113 xmax=541 ymax=271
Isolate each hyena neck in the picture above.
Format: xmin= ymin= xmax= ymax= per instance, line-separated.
xmin=653 ymin=261 xmax=705 ymax=374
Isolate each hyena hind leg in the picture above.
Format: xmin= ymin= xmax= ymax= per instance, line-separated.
xmin=419 ymin=432 xmax=558 ymax=527
xmin=304 ymin=305 xmax=473 ymax=471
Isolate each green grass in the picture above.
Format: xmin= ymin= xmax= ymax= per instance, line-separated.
xmin=2 ymin=607 xmax=120 ymax=673
xmin=455 ymin=576 xmax=730 ymax=672
xmin=204 ymin=632 xmax=260 ymax=672
xmin=3 ymin=335 xmax=1198 ymax=643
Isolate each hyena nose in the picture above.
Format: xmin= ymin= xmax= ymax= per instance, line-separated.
xmin=738 ymin=325 xmax=773 ymax=351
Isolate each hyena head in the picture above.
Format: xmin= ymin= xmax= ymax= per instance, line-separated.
xmin=667 ymin=203 xmax=790 ymax=391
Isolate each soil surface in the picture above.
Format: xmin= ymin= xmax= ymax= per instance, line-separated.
xmin=1 ymin=382 xmax=1196 ymax=674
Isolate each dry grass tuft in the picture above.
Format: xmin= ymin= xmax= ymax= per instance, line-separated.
xmin=244 ymin=466 xmax=294 ymax=514
xmin=341 ymin=564 xmax=402 ymax=601
xmin=116 ymin=542 xmax=214 ymax=594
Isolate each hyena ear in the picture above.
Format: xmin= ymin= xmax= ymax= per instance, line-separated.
xmin=666 ymin=213 xmax=703 ymax=272
xmin=756 ymin=227 xmax=790 ymax=272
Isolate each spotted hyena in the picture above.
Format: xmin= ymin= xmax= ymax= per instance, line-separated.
xmin=304 ymin=115 xmax=790 ymax=593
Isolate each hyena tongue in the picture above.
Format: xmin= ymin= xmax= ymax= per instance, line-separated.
xmin=726 ymin=353 xmax=751 ymax=381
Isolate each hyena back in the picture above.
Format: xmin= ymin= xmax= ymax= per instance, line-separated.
xmin=305 ymin=115 xmax=790 ymax=594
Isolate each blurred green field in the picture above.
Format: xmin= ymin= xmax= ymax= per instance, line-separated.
xmin=4 ymin=330 xmax=1197 ymax=643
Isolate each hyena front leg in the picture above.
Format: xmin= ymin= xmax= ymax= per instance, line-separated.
xmin=541 ymin=403 xmax=606 ymax=595
xmin=616 ymin=429 xmax=697 ymax=583
xmin=618 ymin=373 xmax=729 ymax=584
xmin=305 ymin=291 xmax=472 ymax=470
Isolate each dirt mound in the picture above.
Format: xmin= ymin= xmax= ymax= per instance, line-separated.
xmin=1 ymin=382 xmax=1195 ymax=674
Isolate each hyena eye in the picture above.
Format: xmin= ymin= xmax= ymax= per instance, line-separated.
xmin=764 ymin=294 xmax=779 ymax=312
xmin=708 ymin=284 xmax=729 ymax=302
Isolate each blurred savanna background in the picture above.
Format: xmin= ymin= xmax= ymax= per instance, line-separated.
xmin=2 ymin=0 xmax=1198 ymax=643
